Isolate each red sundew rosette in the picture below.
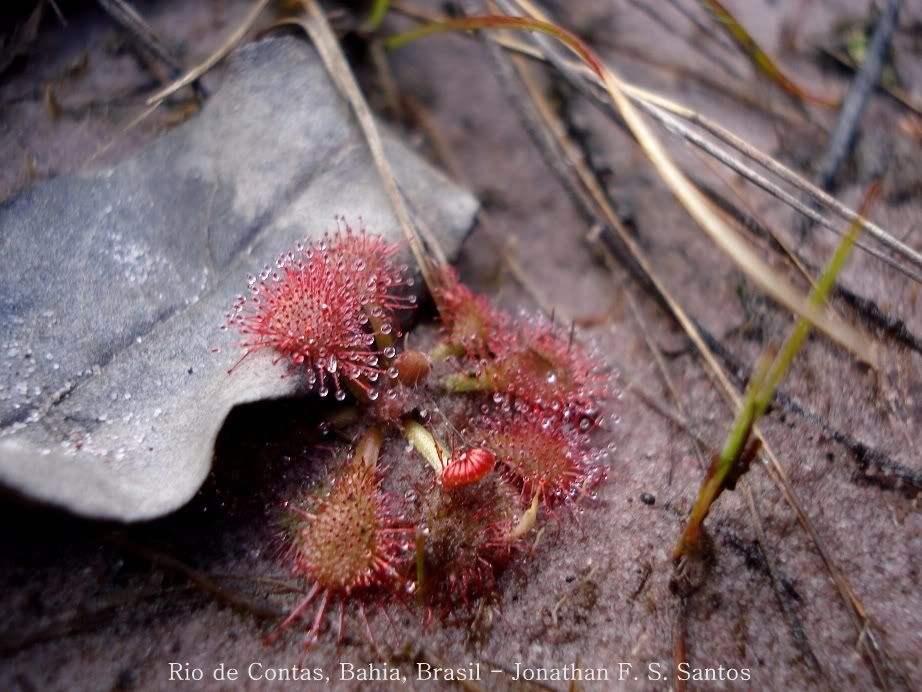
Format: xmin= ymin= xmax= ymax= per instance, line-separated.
xmin=274 ymin=459 xmax=414 ymax=647
xmin=476 ymin=414 xmax=606 ymax=511
xmin=430 ymin=266 xmax=511 ymax=360
xmin=225 ymin=224 xmax=416 ymax=399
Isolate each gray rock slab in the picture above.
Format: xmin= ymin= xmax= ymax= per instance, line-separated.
xmin=0 ymin=36 xmax=478 ymax=521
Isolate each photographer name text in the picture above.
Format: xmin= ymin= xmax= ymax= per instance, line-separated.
xmin=169 ymin=660 xmax=751 ymax=684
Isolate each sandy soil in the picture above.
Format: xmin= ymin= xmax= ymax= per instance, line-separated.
xmin=1 ymin=1 xmax=921 ymax=690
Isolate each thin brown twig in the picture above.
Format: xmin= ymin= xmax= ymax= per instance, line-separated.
xmin=145 ymin=0 xmax=272 ymax=105
xmin=624 ymin=0 xmax=743 ymax=80
xmin=97 ymin=0 xmax=206 ymax=97
xmin=105 ymin=534 xmax=284 ymax=621
xmin=393 ymin=76 xmax=560 ymax=320
xmin=298 ymin=0 xmax=444 ymax=291
xmin=740 ymin=480 xmax=826 ymax=683
xmin=608 ymin=43 xmax=806 ymax=128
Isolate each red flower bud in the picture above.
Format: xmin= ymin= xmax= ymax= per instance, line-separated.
xmin=440 ymin=447 xmax=496 ymax=489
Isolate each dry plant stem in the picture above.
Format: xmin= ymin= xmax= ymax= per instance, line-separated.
xmin=664 ymin=0 xmax=737 ymax=54
xmin=368 ymin=39 xmax=404 ymax=118
xmin=105 ymin=534 xmax=284 ymax=621
xmin=739 ymin=480 xmax=825 ymax=679
xmin=82 ymin=102 xmax=161 ymax=167
xmin=697 ymin=0 xmax=837 ymax=107
xmin=478 ymin=19 xmax=922 ymax=282
xmin=145 ymin=0 xmax=271 ymax=105
xmin=97 ymin=0 xmax=206 ymax=96
xmin=609 ymin=43 xmax=806 ymax=128
xmin=631 ymin=386 xmax=712 ymax=451
xmin=298 ymin=0 xmax=444 ymax=293
xmin=624 ymin=0 xmax=743 ymax=81
xmin=812 ymin=0 xmax=902 ymax=192
xmin=395 ymin=6 xmax=876 ymax=364
xmin=622 ymin=283 xmax=707 ymax=476
xmin=501 ymin=238 xmax=567 ymax=321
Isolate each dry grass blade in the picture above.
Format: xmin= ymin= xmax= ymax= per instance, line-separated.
xmin=477 ymin=25 xmax=922 ymax=283
xmin=145 ymin=0 xmax=272 ymax=106
xmin=624 ymin=0 xmax=742 ymax=81
xmin=608 ymin=43 xmax=806 ymax=128
xmin=621 ymin=85 xmax=922 ymax=279
xmin=297 ymin=0 xmax=443 ymax=291
xmin=697 ymin=0 xmax=838 ymax=107
xmin=96 ymin=0 xmax=177 ymax=72
xmin=496 ymin=1 xmax=879 ymax=364
xmin=389 ymin=4 xmax=878 ymax=364
xmin=622 ymin=94 xmax=922 ymax=285
xmin=598 ymin=64 xmax=875 ymax=364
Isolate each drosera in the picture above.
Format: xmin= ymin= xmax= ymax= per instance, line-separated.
xmin=444 ymin=314 xmax=611 ymax=422
xmin=430 ymin=266 xmax=510 ymax=360
xmin=401 ymin=419 xmax=528 ymax=615
xmin=271 ymin=428 xmax=414 ymax=649
xmin=414 ymin=472 xmax=524 ymax=614
xmin=327 ymin=217 xmax=418 ymax=341
xmin=224 ymin=221 xmax=417 ymax=399
xmin=476 ymin=413 xmax=607 ymax=511
xmin=224 ymin=227 xmax=617 ymax=634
